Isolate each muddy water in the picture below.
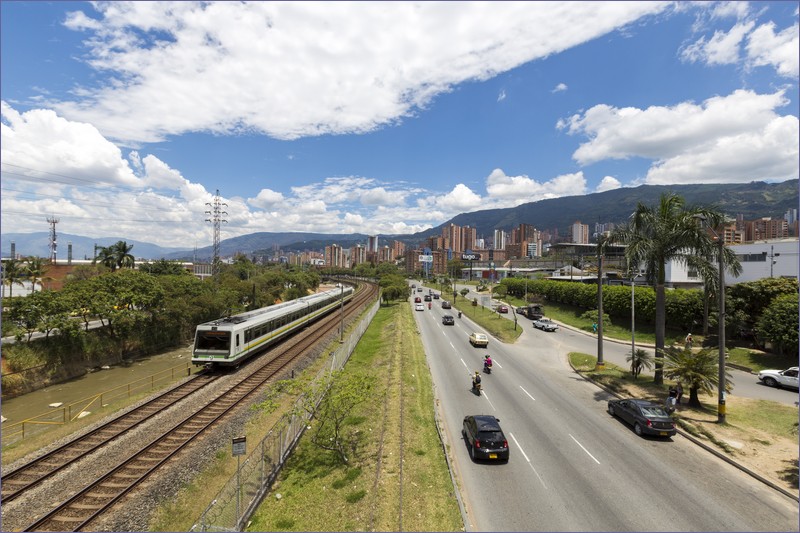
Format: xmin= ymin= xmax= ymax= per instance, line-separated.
xmin=1 ymin=344 xmax=198 ymax=428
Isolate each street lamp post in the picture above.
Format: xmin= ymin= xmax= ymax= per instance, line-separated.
xmin=696 ymin=215 xmax=727 ymax=424
xmin=629 ymin=258 xmax=635 ymax=357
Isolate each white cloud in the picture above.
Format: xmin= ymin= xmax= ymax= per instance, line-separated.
xmin=52 ymin=1 xmax=667 ymax=144
xmin=552 ymin=83 xmax=568 ymax=93
xmin=681 ymin=21 xmax=754 ymax=66
xmin=596 ymin=176 xmax=622 ymax=192
xmin=560 ymin=89 xmax=797 ymax=184
xmin=431 ymin=184 xmax=483 ymax=212
xmin=745 ymin=21 xmax=800 ymax=78
xmin=483 ymin=168 xmax=586 ymax=205
xmin=248 ymin=188 xmax=285 ymax=209
xmin=497 ymin=90 xmax=507 ymax=102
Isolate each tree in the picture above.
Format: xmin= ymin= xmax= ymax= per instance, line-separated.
xmin=756 ymin=294 xmax=799 ymax=356
xmin=138 ymin=259 xmax=189 ymax=276
xmin=94 ymin=246 xmax=118 ymax=271
xmin=111 ymin=240 xmax=135 ymax=270
xmin=626 ymin=348 xmax=653 ymax=379
xmin=661 ymin=345 xmax=732 ymax=409
xmin=610 ymin=193 xmax=740 ymax=384
xmin=24 ymin=256 xmax=50 ymax=293
xmin=1 ymin=258 xmax=27 ymax=298
xmin=295 ymin=370 xmax=374 ymax=464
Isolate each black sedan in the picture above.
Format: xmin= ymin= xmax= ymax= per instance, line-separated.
xmin=462 ymin=415 xmax=509 ymax=461
xmin=607 ymin=398 xmax=676 ymax=437
xmin=441 ymin=301 xmax=452 ymax=309
xmin=442 ymin=315 xmax=455 ymax=325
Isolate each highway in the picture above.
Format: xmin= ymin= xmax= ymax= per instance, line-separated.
xmin=413 ymin=294 xmax=799 ymax=531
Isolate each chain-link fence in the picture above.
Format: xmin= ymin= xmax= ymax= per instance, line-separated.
xmin=192 ymin=299 xmax=380 ymax=532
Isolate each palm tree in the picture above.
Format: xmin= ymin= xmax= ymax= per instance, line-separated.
xmin=626 ymin=348 xmax=653 ymax=379
xmin=662 ymin=345 xmax=732 ymax=408
xmin=1 ymin=258 xmax=27 ymax=298
xmin=94 ymin=246 xmax=118 ymax=271
xmin=610 ymin=193 xmax=740 ymax=384
xmin=24 ymin=256 xmax=50 ymax=293
xmin=112 ymin=241 xmax=135 ymax=270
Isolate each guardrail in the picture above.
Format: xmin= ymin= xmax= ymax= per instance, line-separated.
xmin=1 ymin=362 xmax=196 ymax=446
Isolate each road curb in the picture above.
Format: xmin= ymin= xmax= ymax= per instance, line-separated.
xmin=567 ymin=357 xmax=799 ymax=503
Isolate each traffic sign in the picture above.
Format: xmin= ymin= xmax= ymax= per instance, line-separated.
xmin=419 ymin=255 xmax=433 ymax=262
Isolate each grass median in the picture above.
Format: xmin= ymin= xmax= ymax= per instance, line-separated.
xmin=245 ymin=302 xmax=462 ymax=531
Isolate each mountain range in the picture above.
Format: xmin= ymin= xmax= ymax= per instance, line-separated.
xmin=3 ymin=180 xmax=796 ymax=261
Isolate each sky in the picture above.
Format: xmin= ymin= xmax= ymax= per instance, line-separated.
xmin=1 ymin=1 xmax=798 ymax=250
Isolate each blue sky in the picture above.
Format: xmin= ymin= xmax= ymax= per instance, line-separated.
xmin=1 ymin=1 xmax=798 ymax=249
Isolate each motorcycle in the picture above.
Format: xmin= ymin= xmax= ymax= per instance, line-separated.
xmin=483 ymin=361 xmax=492 ymax=374
xmin=471 ymin=376 xmax=482 ymax=395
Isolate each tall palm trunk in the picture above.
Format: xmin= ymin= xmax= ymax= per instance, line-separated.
xmin=654 ymin=281 xmax=665 ymax=385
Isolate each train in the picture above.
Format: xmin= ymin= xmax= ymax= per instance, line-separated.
xmin=191 ymin=285 xmax=355 ymax=368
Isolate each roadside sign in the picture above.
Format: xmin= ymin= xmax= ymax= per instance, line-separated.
xmin=232 ymin=436 xmax=246 ymax=456
xmin=419 ymin=255 xmax=433 ymax=262
xmin=462 ymin=253 xmax=481 ymax=261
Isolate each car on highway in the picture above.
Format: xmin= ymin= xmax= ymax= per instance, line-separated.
xmin=469 ymin=332 xmax=489 ymax=347
xmin=433 ymin=293 xmax=440 ymax=299
xmin=462 ymin=415 xmax=509 ymax=462
xmin=757 ymin=367 xmax=799 ymax=390
xmin=417 ymin=287 xmax=423 ymax=292
xmin=607 ymin=398 xmax=676 ymax=437
xmin=424 ymin=295 xmax=432 ymax=302
xmin=533 ymin=318 xmax=559 ymax=332
xmin=496 ymin=305 xmax=508 ymax=313
xmin=414 ymin=296 xmax=422 ymax=303
xmin=441 ymin=301 xmax=452 ymax=309
xmin=415 ymin=303 xmax=425 ymax=311
xmin=442 ymin=315 xmax=455 ymax=325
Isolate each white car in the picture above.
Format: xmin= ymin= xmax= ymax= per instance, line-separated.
xmin=469 ymin=332 xmax=489 ymax=347
xmin=757 ymin=367 xmax=799 ymax=390
xmin=533 ymin=318 xmax=559 ymax=332
xmin=415 ymin=303 xmax=425 ymax=311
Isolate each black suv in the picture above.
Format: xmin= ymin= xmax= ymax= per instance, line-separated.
xmin=442 ymin=315 xmax=455 ymax=325
xmin=424 ymin=295 xmax=432 ymax=302
xmin=462 ymin=415 xmax=509 ymax=461
xmin=441 ymin=301 xmax=452 ymax=309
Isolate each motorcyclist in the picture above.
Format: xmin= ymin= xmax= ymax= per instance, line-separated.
xmin=472 ymin=370 xmax=481 ymax=390
xmin=484 ymin=354 xmax=493 ymax=373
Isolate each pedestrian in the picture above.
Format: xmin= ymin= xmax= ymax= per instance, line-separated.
xmin=685 ymin=332 xmax=693 ymax=350
xmin=676 ymin=382 xmax=684 ymax=405
xmin=592 ymin=322 xmax=598 ymax=334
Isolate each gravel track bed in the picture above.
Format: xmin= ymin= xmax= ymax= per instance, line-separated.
xmin=1 ymin=324 xmax=341 ymax=532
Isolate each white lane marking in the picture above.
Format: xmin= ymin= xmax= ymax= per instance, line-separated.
xmin=569 ymin=434 xmax=601 ymax=465
xmin=520 ymin=385 xmax=536 ymax=402
xmin=481 ymin=391 xmax=496 ymax=411
xmin=460 ymin=359 xmax=469 ymax=371
xmin=509 ymin=432 xmax=547 ymax=489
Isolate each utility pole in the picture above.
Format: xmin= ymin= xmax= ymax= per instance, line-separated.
xmin=47 ymin=216 xmax=59 ymax=263
xmin=769 ymin=245 xmax=780 ymax=278
xmin=205 ymin=189 xmax=228 ymax=277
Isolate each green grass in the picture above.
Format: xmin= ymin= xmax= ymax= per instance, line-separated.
xmin=725 ymin=347 xmax=798 ymax=373
xmin=245 ymin=303 xmax=462 ymax=532
xmin=452 ymin=298 xmax=523 ymax=343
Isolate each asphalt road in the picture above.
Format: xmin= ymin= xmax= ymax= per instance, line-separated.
xmin=448 ymin=283 xmax=799 ymax=407
xmin=413 ymin=294 xmax=799 ymax=531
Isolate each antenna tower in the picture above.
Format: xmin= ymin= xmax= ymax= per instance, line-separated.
xmin=205 ymin=189 xmax=228 ymax=276
xmin=47 ymin=216 xmax=60 ymax=262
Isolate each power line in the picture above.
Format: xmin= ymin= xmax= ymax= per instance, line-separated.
xmin=205 ymin=189 xmax=228 ymax=276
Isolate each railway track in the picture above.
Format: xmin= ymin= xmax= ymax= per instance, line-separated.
xmin=21 ymin=281 xmax=377 ymax=532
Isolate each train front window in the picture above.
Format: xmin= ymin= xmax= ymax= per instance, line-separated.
xmin=195 ymin=331 xmax=231 ymax=352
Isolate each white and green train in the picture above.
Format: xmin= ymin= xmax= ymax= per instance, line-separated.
xmin=192 ymin=285 xmax=355 ymax=368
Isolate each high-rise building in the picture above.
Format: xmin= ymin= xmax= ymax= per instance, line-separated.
xmin=350 ymin=244 xmax=366 ymax=267
xmin=367 ymin=235 xmax=379 ymax=253
xmin=462 ymin=226 xmax=477 ymax=252
xmin=324 ymin=244 xmax=344 ymax=268
xmin=493 ymin=229 xmax=507 ymax=250
xmin=746 ymin=218 xmax=788 ymax=241
xmin=442 ymin=223 xmax=463 ymax=253
xmin=572 ymin=221 xmax=589 ymax=244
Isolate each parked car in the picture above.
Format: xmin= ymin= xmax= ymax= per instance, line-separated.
xmin=415 ymin=303 xmax=425 ymax=311
xmin=757 ymin=367 xmax=799 ymax=390
xmin=462 ymin=415 xmax=509 ymax=461
xmin=533 ymin=318 xmax=559 ymax=332
xmin=414 ymin=296 xmax=422 ymax=303
xmin=607 ymin=398 xmax=676 ymax=437
xmin=497 ymin=305 xmax=508 ymax=313
xmin=442 ymin=315 xmax=455 ymax=325
xmin=424 ymin=295 xmax=432 ymax=302
xmin=469 ymin=332 xmax=489 ymax=347
xmin=441 ymin=301 xmax=452 ymax=309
